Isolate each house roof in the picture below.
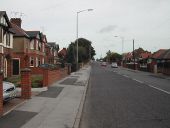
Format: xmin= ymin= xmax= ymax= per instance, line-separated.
xmin=140 ymin=52 xmax=152 ymax=59
xmin=10 ymin=23 xmax=29 ymax=38
xmin=152 ymin=49 xmax=167 ymax=59
xmin=58 ymin=48 xmax=67 ymax=56
xmin=124 ymin=52 xmax=132 ymax=59
xmin=158 ymin=49 xmax=170 ymax=59
xmin=25 ymin=31 xmax=40 ymax=39
xmin=47 ymin=42 xmax=59 ymax=51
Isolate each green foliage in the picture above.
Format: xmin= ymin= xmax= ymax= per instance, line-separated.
xmin=105 ymin=50 xmax=122 ymax=62
xmin=66 ymin=42 xmax=76 ymax=64
xmin=66 ymin=38 xmax=96 ymax=64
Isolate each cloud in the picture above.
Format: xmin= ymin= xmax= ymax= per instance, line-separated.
xmin=99 ymin=25 xmax=118 ymax=33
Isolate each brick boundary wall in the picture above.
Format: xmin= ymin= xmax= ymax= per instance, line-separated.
xmin=0 ymin=71 xmax=3 ymax=116
xmin=43 ymin=69 xmax=62 ymax=87
xmin=21 ymin=68 xmax=32 ymax=99
xmin=30 ymin=67 xmax=44 ymax=75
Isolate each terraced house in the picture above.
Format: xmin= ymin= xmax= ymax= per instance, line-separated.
xmin=0 ymin=11 xmax=14 ymax=78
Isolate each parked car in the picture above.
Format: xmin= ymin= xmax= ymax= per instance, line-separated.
xmin=111 ymin=62 xmax=118 ymax=68
xmin=3 ymin=81 xmax=17 ymax=102
xmin=101 ymin=62 xmax=107 ymax=67
xmin=38 ymin=63 xmax=57 ymax=69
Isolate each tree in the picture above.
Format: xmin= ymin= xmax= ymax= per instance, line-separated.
xmin=104 ymin=50 xmax=122 ymax=62
xmin=74 ymin=38 xmax=96 ymax=63
xmin=66 ymin=42 xmax=76 ymax=64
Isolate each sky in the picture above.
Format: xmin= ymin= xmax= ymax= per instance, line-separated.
xmin=1 ymin=0 xmax=170 ymax=58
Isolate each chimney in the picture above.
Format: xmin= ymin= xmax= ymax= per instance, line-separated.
xmin=10 ymin=18 xmax=22 ymax=28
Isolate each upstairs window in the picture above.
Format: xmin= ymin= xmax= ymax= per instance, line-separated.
xmin=42 ymin=43 xmax=44 ymax=52
xmin=6 ymin=33 xmax=10 ymax=46
xmin=30 ymin=40 xmax=34 ymax=49
xmin=38 ymin=42 xmax=41 ymax=51
xmin=0 ymin=28 xmax=3 ymax=43
xmin=36 ymin=40 xmax=39 ymax=50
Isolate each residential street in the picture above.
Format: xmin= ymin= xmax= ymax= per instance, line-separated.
xmin=79 ymin=62 xmax=170 ymax=128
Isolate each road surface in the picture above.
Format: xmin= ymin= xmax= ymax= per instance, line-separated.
xmin=79 ymin=62 xmax=170 ymax=128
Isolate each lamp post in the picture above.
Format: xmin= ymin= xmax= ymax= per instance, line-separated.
xmin=76 ymin=9 xmax=93 ymax=70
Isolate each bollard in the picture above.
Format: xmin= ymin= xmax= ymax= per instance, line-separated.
xmin=0 ymin=71 xmax=3 ymax=116
xmin=21 ymin=68 xmax=31 ymax=99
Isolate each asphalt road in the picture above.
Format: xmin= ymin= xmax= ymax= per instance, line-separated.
xmin=79 ymin=62 xmax=170 ymax=128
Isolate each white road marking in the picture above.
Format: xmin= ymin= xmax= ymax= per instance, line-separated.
xmin=147 ymin=84 xmax=170 ymax=95
xmin=132 ymin=79 xmax=144 ymax=84
xmin=123 ymin=75 xmax=129 ymax=78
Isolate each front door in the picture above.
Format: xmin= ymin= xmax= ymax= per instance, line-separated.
xmin=12 ymin=59 xmax=20 ymax=75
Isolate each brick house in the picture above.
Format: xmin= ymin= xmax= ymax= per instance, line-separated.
xmin=0 ymin=11 xmax=14 ymax=78
xmin=10 ymin=18 xmax=46 ymax=75
xmin=46 ymin=42 xmax=59 ymax=64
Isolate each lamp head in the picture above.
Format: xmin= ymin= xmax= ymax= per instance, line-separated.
xmin=88 ymin=9 xmax=93 ymax=11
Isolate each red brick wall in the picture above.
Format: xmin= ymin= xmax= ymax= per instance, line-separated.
xmin=21 ymin=69 xmax=31 ymax=99
xmin=43 ymin=69 xmax=62 ymax=87
xmin=0 ymin=72 xmax=3 ymax=116
xmin=30 ymin=67 xmax=44 ymax=75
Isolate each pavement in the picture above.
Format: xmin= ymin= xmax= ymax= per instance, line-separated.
xmin=0 ymin=65 xmax=91 ymax=128
xmin=121 ymin=67 xmax=170 ymax=80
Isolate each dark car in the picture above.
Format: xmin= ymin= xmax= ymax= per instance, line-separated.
xmin=38 ymin=64 xmax=57 ymax=69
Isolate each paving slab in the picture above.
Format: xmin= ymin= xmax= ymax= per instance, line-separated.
xmin=0 ymin=110 xmax=37 ymax=128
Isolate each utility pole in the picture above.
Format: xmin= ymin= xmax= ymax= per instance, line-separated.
xmin=133 ymin=39 xmax=135 ymax=70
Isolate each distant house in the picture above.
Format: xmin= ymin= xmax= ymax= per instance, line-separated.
xmin=46 ymin=42 xmax=59 ymax=64
xmin=123 ymin=52 xmax=133 ymax=63
xmin=138 ymin=52 xmax=152 ymax=65
xmin=152 ymin=49 xmax=170 ymax=75
xmin=0 ymin=11 xmax=14 ymax=78
xmin=58 ymin=48 xmax=67 ymax=58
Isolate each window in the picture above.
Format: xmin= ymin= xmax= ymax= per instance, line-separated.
xmin=30 ymin=40 xmax=34 ymax=49
xmin=42 ymin=43 xmax=44 ymax=52
xmin=36 ymin=40 xmax=39 ymax=50
xmin=50 ymin=48 xmax=53 ymax=54
xmin=38 ymin=42 xmax=41 ymax=51
xmin=38 ymin=58 xmax=41 ymax=66
xmin=30 ymin=57 xmax=34 ymax=67
xmin=36 ymin=57 xmax=38 ymax=67
xmin=0 ymin=28 xmax=3 ymax=43
xmin=42 ymin=58 xmax=44 ymax=64
xmin=6 ymin=33 xmax=10 ymax=46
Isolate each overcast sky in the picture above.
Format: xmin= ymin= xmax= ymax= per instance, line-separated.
xmin=1 ymin=0 xmax=170 ymax=58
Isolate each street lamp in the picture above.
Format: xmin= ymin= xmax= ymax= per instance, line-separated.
xmin=76 ymin=9 xmax=93 ymax=70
